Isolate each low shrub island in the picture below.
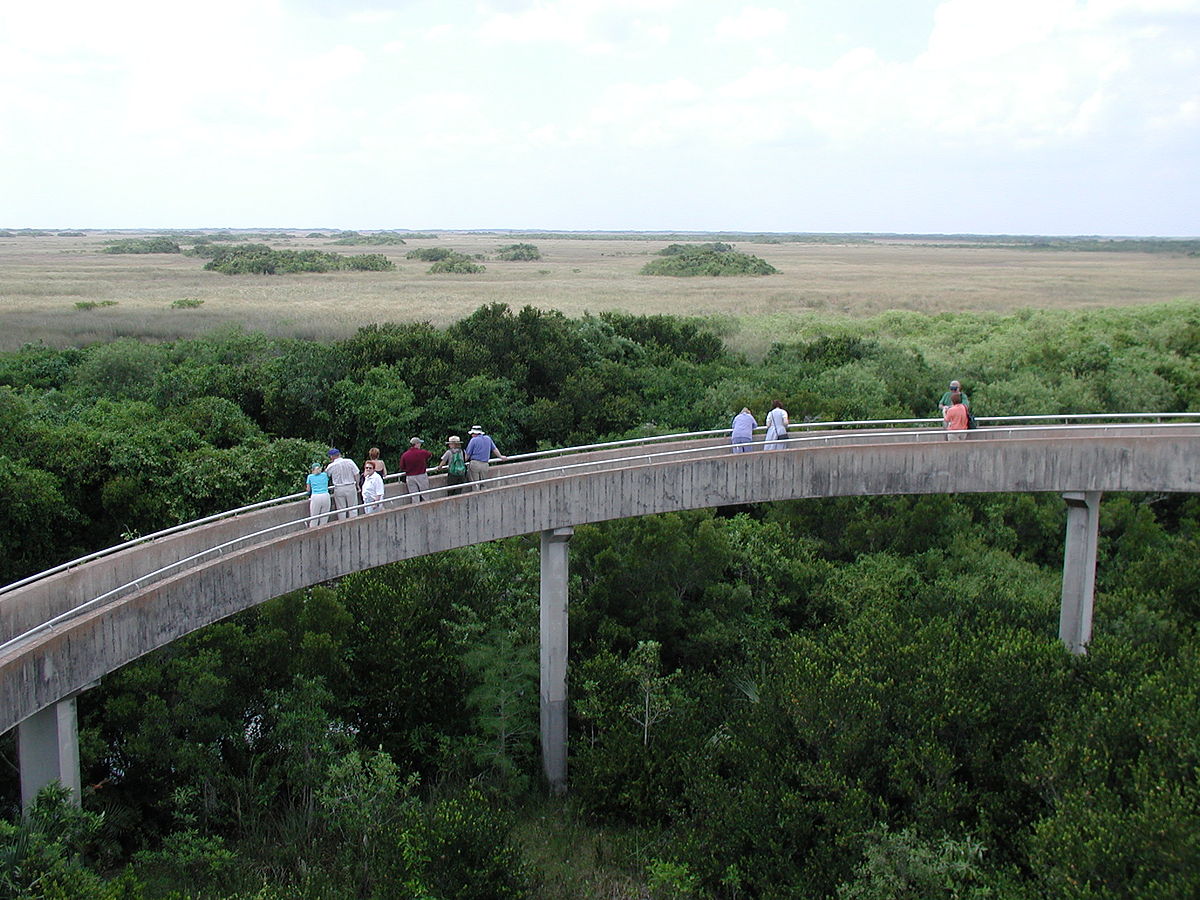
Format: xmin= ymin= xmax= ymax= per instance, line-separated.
xmin=203 ymin=245 xmax=395 ymax=275
xmin=329 ymin=233 xmax=408 ymax=246
xmin=102 ymin=238 xmax=182 ymax=254
xmin=406 ymin=247 xmax=455 ymax=261
xmin=428 ymin=252 xmax=486 ymax=274
xmin=641 ymin=243 xmax=776 ymax=276
xmin=496 ymin=243 xmax=542 ymax=261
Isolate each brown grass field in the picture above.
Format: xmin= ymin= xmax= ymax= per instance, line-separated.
xmin=0 ymin=231 xmax=1196 ymax=354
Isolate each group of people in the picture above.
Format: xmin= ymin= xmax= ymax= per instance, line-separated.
xmin=939 ymin=378 xmax=973 ymax=436
xmin=305 ymin=380 xmax=977 ymax=526
xmin=729 ymin=380 xmax=974 ymax=450
xmin=303 ymin=425 xmax=506 ymax=527
xmin=730 ymin=400 xmax=792 ymax=451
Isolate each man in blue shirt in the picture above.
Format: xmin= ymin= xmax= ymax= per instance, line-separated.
xmin=464 ymin=425 xmax=506 ymax=490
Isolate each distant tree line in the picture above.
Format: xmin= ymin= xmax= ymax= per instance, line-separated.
xmin=328 ymin=233 xmax=408 ymax=246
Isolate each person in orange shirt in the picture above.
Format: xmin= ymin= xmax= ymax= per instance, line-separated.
xmin=943 ymin=391 xmax=969 ymax=438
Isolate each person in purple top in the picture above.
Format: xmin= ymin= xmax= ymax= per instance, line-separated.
xmin=464 ymin=425 xmax=506 ymax=490
xmin=731 ymin=407 xmax=757 ymax=452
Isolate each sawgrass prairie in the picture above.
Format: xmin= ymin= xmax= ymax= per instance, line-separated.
xmin=1 ymin=231 xmax=1196 ymax=352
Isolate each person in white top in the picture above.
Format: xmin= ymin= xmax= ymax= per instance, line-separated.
xmin=324 ymin=447 xmax=361 ymax=519
xmin=764 ymin=400 xmax=790 ymax=449
xmin=361 ymin=461 xmax=385 ymax=513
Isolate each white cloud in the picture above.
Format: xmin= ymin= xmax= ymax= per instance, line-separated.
xmin=2 ymin=0 xmax=1197 ymax=232
xmin=312 ymin=45 xmax=369 ymax=77
xmin=680 ymin=0 xmax=1200 ymax=154
xmin=474 ymin=0 xmax=680 ymax=51
xmin=714 ymin=7 xmax=789 ymax=41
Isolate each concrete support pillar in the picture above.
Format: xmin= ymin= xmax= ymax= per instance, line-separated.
xmin=540 ymin=526 xmax=573 ymax=794
xmin=1059 ymin=491 xmax=1102 ymax=655
xmin=17 ymin=697 xmax=82 ymax=811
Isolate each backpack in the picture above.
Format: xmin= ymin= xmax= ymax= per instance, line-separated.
xmin=448 ymin=449 xmax=466 ymax=476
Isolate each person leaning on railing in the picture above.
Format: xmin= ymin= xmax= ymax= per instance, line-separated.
xmin=324 ymin=448 xmax=361 ymax=519
xmin=731 ymin=407 xmax=757 ymax=452
xmin=437 ymin=435 xmax=469 ymax=496
xmin=305 ymin=463 xmax=331 ymax=527
xmin=464 ymin=425 xmax=506 ymax=490
xmin=400 ymin=437 xmax=434 ymax=503
xmin=944 ymin=392 xmax=970 ymax=438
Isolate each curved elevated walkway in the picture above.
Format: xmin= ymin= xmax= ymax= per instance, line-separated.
xmin=3 ymin=420 xmax=1199 ymax=800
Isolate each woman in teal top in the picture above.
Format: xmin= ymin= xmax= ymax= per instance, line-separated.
xmin=306 ymin=464 xmax=331 ymax=527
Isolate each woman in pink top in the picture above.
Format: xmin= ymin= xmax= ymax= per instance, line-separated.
xmin=944 ymin=392 xmax=969 ymax=437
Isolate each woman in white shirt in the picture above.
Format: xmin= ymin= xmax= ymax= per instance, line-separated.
xmin=361 ymin=461 xmax=385 ymax=513
xmin=764 ymin=400 xmax=790 ymax=449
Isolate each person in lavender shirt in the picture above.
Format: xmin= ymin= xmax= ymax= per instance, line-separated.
xmin=731 ymin=407 xmax=757 ymax=452
xmin=464 ymin=425 xmax=506 ymax=490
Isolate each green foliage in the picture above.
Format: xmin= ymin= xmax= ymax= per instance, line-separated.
xmin=657 ymin=241 xmax=733 ymax=255
xmin=0 ymin=455 xmax=74 ymax=581
xmin=3 ymin=301 xmax=1200 ymax=896
xmin=70 ymin=339 xmax=168 ymax=400
xmin=463 ymin=629 xmax=539 ymax=791
xmin=598 ymin=311 xmax=724 ymax=364
xmin=328 ymin=232 xmax=407 ymax=245
xmin=836 ymin=824 xmax=992 ymax=900
xmin=168 ymin=298 xmax=203 ymax=309
xmin=101 ymin=238 xmax=181 ymax=254
xmin=429 ymin=252 xmax=487 ymax=274
xmin=1025 ymin=237 xmax=1200 ymax=254
xmin=0 ymin=785 xmax=118 ymax=900
xmin=316 ymin=749 xmax=417 ymax=896
xmin=496 ymin=243 xmax=542 ymax=261
xmin=73 ymin=300 xmax=118 ymax=311
xmin=641 ymin=244 xmax=776 ymax=276
xmin=1023 ymin=643 xmax=1200 ymax=899
xmin=203 ymin=245 xmax=395 ymax=275
xmin=131 ymin=827 xmax=238 ymax=897
xmin=410 ymin=790 xmax=532 ymax=899
xmin=646 ymin=858 xmax=700 ymax=899
xmin=405 ymin=247 xmax=455 ymax=261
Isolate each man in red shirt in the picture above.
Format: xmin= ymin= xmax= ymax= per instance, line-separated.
xmin=399 ymin=437 xmax=433 ymax=503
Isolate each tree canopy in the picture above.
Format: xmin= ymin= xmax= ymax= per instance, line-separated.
xmin=3 ymin=301 xmax=1200 ymax=898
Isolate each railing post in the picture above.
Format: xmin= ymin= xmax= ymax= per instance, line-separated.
xmin=540 ymin=527 xmax=573 ymax=794
xmin=1059 ymin=491 xmax=1102 ymax=654
xmin=17 ymin=696 xmax=82 ymax=811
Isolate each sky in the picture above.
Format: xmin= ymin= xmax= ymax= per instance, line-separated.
xmin=2 ymin=0 xmax=1197 ymax=235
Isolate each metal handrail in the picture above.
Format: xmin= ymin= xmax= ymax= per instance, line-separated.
xmin=0 ymin=418 xmax=908 ymax=599
xmin=4 ymin=416 xmax=1198 ymax=655
xmin=3 ymin=412 xmax=1197 ymax=603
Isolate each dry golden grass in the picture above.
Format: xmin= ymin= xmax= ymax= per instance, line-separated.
xmin=0 ymin=231 xmax=1196 ymax=351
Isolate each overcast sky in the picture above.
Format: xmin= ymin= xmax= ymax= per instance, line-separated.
xmin=2 ymin=0 xmax=1197 ymax=235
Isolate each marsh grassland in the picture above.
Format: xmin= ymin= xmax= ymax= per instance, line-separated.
xmin=0 ymin=231 xmax=1196 ymax=352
